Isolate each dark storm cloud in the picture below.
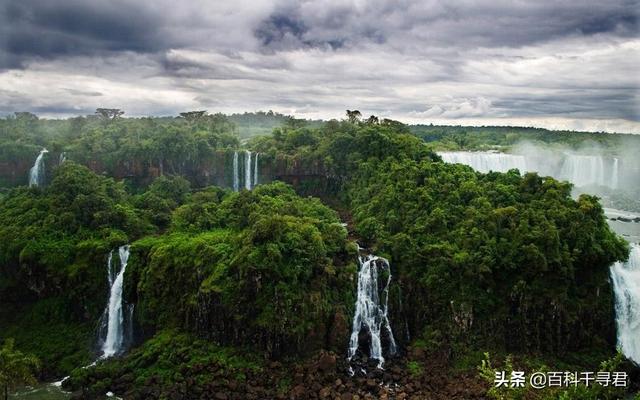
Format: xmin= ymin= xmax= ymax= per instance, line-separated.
xmin=0 ymin=0 xmax=638 ymax=132
xmin=250 ymin=0 xmax=637 ymax=51
xmin=0 ymin=0 xmax=170 ymax=68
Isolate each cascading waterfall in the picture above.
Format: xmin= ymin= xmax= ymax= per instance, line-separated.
xmin=28 ymin=148 xmax=48 ymax=187
xmin=347 ymin=249 xmax=397 ymax=369
xmin=559 ymin=154 xmax=606 ymax=187
xmin=439 ymin=151 xmax=528 ymax=174
xmin=100 ymin=245 xmax=131 ymax=358
xmin=439 ymin=151 xmax=622 ymax=189
xmin=232 ymin=151 xmax=239 ymax=192
xmin=610 ymin=243 xmax=640 ymax=364
xmin=245 ymin=150 xmax=252 ymax=190
xmin=253 ymin=152 xmax=259 ymax=186
xmin=231 ymin=150 xmax=259 ymax=190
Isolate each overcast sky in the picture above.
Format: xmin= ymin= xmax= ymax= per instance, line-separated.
xmin=0 ymin=0 xmax=638 ymax=132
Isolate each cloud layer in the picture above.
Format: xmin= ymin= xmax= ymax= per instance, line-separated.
xmin=1 ymin=0 xmax=638 ymax=132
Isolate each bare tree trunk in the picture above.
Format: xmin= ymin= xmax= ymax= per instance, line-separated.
xmin=4 ymin=384 xmax=8 ymax=400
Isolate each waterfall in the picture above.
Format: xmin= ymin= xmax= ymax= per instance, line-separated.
xmin=58 ymin=152 xmax=66 ymax=164
xmin=559 ymin=154 xmax=606 ymax=187
xmin=347 ymin=249 xmax=397 ymax=369
xmin=439 ymin=151 xmax=528 ymax=174
xmin=232 ymin=151 xmax=239 ymax=192
xmin=253 ymin=153 xmax=259 ymax=187
xmin=28 ymin=148 xmax=48 ymax=187
xmin=611 ymin=243 xmax=640 ymax=364
xmin=439 ymin=151 xmax=622 ymax=189
xmin=245 ymin=150 xmax=252 ymax=190
xmin=100 ymin=245 xmax=131 ymax=358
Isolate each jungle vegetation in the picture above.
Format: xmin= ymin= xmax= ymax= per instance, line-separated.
xmin=0 ymin=110 xmax=636 ymax=399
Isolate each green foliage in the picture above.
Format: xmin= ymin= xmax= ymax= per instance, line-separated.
xmin=66 ymin=330 xmax=262 ymax=399
xmin=0 ymin=111 xmax=633 ymax=396
xmin=128 ymin=182 xmax=353 ymax=355
xmin=0 ymin=299 xmax=92 ymax=377
xmin=0 ymin=163 xmax=148 ymax=306
xmin=0 ymin=112 xmax=240 ymax=189
xmin=407 ymin=360 xmax=424 ymax=377
xmin=478 ymin=352 xmax=631 ymax=400
xmin=478 ymin=353 xmax=527 ymax=400
xmin=411 ymin=124 xmax=639 ymax=152
xmin=0 ymin=338 xmax=40 ymax=397
xmin=228 ymin=110 xmax=323 ymax=139
xmin=349 ymin=155 xmax=627 ymax=352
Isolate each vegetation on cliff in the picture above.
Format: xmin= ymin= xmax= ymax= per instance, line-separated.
xmin=0 ymin=111 xmax=636 ymax=398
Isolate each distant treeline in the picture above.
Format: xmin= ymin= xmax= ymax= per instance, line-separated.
xmin=411 ymin=124 xmax=640 ymax=152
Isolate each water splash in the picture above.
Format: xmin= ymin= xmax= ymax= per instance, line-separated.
xmin=611 ymin=243 xmax=640 ymax=364
xmin=28 ymin=148 xmax=48 ymax=187
xmin=100 ymin=245 xmax=131 ymax=357
xmin=232 ymin=151 xmax=239 ymax=192
xmin=347 ymin=249 xmax=397 ymax=368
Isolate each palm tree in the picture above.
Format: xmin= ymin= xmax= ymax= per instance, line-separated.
xmin=0 ymin=339 xmax=40 ymax=400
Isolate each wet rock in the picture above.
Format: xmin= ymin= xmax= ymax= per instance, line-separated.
xmin=215 ymin=392 xmax=228 ymax=400
xmin=290 ymin=384 xmax=306 ymax=398
xmin=317 ymin=353 xmax=337 ymax=372
xmin=341 ymin=392 xmax=354 ymax=400
xmin=319 ymin=386 xmax=331 ymax=398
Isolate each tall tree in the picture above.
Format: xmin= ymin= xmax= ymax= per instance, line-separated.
xmin=179 ymin=111 xmax=207 ymax=122
xmin=0 ymin=339 xmax=40 ymax=400
xmin=346 ymin=109 xmax=362 ymax=123
xmin=95 ymin=108 xmax=124 ymax=121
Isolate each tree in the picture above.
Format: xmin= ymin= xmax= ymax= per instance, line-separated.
xmin=365 ymin=115 xmax=379 ymax=124
xmin=0 ymin=339 xmax=40 ymax=400
xmin=346 ymin=109 xmax=362 ymax=123
xmin=13 ymin=112 xmax=38 ymax=122
xmin=95 ymin=108 xmax=124 ymax=121
xmin=179 ymin=111 xmax=207 ymax=122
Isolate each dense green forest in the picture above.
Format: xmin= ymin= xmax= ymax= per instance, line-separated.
xmin=0 ymin=111 xmax=638 ymax=399
xmin=411 ymin=124 xmax=640 ymax=152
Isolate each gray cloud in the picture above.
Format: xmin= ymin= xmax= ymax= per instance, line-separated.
xmin=0 ymin=0 xmax=638 ymax=132
xmin=0 ymin=0 xmax=174 ymax=68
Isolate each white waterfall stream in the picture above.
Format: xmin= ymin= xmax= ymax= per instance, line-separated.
xmin=611 ymin=243 xmax=640 ymax=364
xmin=439 ymin=151 xmax=528 ymax=174
xmin=233 ymin=151 xmax=239 ymax=192
xmin=439 ymin=151 xmax=623 ymax=190
xmin=253 ymin=152 xmax=259 ymax=186
xmin=100 ymin=245 xmax=131 ymax=358
xmin=558 ymin=154 xmax=606 ymax=188
xmin=28 ymin=148 xmax=48 ymax=187
xmin=245 ymin=150 xmax=252 ymax=190
xmin=347 ymin=250 xmax=397 ymax=369
xmin=231 ymin=150 xmax=259 ymax=191
xmin=611 ymin=158 xmax=619 ymax=190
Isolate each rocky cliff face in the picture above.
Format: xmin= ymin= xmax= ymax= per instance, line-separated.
xmin=0 ymin=150 xmax=332 ymax=193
